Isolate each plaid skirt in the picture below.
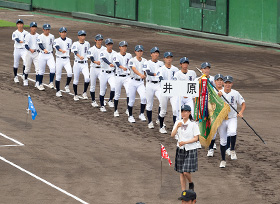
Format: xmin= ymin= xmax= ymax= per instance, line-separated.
xmin=174 ymin=147 xmax=198 ymax=173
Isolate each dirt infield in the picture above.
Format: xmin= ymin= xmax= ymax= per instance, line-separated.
xmin=0 ymin=8 xmax=279 ymax=204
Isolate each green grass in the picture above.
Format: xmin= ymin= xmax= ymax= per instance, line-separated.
xmin=0 ymin=20 xmax=29 ymax=27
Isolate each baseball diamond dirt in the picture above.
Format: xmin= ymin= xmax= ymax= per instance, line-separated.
xmin=0 ymin=8 xmax=279 ymax=204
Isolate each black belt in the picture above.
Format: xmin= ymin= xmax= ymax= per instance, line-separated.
xmin=43 ymin=51 xmax=53 ymax=54
xmin=131 ymin=77 xmax=143 ymax=81
xmin=95 ymin=66 xmax=101 ymax=68
xmin=102 ymin=70 xmax=113 ymax=74
xmin=76 ymin=60 xmax=87 ymax=64
xmin=148 ymin=80 xmax=160 ymax=84
xmin=116 ymin=74 xmax=130 ymax=77
xmin=59 ymin=56 xmax=68 ymax=59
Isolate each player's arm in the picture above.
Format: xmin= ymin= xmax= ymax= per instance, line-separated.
xmin=101 ymin=56 xmax=114 ymax=67
xmin=131 ymin=66 xmax=145 ymax=79
xmin=238 ymin=102 xmax=246 ymax=118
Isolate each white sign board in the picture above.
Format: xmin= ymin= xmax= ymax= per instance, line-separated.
xmin=160 ymin=80 xmax=199 ymax=97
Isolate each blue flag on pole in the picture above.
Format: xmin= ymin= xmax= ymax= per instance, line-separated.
xmin=28 ymin=95 xmax=37 ymax=120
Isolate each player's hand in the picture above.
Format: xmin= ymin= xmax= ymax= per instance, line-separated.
xmin=184 ymin=96 xmax=188 ymax=99
xmin=218 ymin=91 xmax=223 ymax=97
xmin=62 ymin=50 xmax=66 ymax=54
xmin=177 ymin=122 xmax=183 ymax=128
xmin=44 ymin=49 xmax=48 ymax=54
xmin=30 ymin=49 xmax=35 ymax=53
xmin=179 ymin=141 xmax=186 ymax=147
xmin=238 ymin=112 xmax=244 ymax=118
xmin=123 ymin=67 xmax=127 ymax=71
xmin=79 ymin=56 xmax=84 ymax=60
xmin=96 ymin=61 xmax=101 ymax=65
xmin=110 ymin=64 xmax=114 ymax=67
xmin=140 ymin=74 xmax=146 ymax=79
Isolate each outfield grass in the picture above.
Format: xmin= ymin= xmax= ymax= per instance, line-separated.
xmin=0 ymin=19 xmax=28 ymax=27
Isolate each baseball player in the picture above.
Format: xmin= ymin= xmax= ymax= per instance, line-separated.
xmin=144 ymin=47 xmax=164 ymax=128
xmin=88 ymin=34 xmax=106 ymax=107
xmin=198 ymin=62 xmax=214 ymax=84
xmin=37 ymin=24 xmax=55 ymax=91
xmin=112 ymin=41 xmax=132 ymax=117
xmin=12 ymin=19 xmax=28 ymax=83
xmin=71 ymin=30 xmax=90 ymax=101
xmin=99 ymin=38 xmax=116 ymax=112
xmin=23 ymin=22 xmax=39 ymax=87
xmin=53 ymin=27 xmax=72 ymax=97
xmin=127 ymin=45 xmax=147 ymax=123
xmin=174 ymin=57 xmax=197 ymax=116
xmin=158 ymin=52 xmax=179 ymax=133
xmin=218 ymin=75 xmax=246 ymax=168
xmin=207 ymin=74 xmax=224 ymax=157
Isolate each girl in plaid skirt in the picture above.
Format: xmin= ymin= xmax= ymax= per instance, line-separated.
xmin=171 ymin=105 xmax=200 ymax=192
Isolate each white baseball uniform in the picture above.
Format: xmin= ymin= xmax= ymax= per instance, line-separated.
xmin=71 ymin=41 xmax=90 ymax=85
xmin=128 ymin=57 xmax=147 ymax=107
xmin=145 ymin=60 xmax=164 ymax=111
xmin=12 ymin=29 xmax=28 ymax=68
xmin=53 ymin=37 xmax=72 ymax=81
xmin=24 ymin=32 xmax=39 ymax=75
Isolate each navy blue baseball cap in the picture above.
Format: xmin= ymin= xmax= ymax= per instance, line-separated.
xmin=181 ymin=105 xmax=192 ymax=111
xmin=43 ymin=24 xmax=51 ymax=30
xmin=78 ymin=30 xmax=86 ymax=36
xmin=164 ymin=52 xmax=173 ymax=58
xmin=150 ymin=46 xmax=160 ymax=53
xmin=135 ymin=45 xmax=144 ymax=51
xmin=119 ymin=41 xmax=128 ymax=47
xmin=178 ymin=190 xmax=196 ymax=201
xmin=214 ymin=74 xmax=224 ymax=81
xmin=105 ymin=38 xmax=113 ymax=45
xmin=223 ymin=75 xmax=233 ymax=83
xmin=16 ymin=19 xmax=24 ymax=24
xmin=201 ymin=62 xmax=211 ymax=69
xmin=180 ymin=57 xmax=189 ymax=64
xmin=95 ymin=34 xmax=103 ymax=40
xmin=30 ymin=22 xmax=37 ymax=27
xmin=59 ymin=27 xmax=67 ymax=33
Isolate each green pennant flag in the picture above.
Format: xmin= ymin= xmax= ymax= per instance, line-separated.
xmin=194 ymin=78 xmax=230 ymax=147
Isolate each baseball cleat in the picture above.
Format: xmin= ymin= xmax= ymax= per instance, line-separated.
xmin=226 ymin=148 xmax=231 ymax=156
xmin=139 ymin=113 xmax=146 ymax=121
xmin=213 ymin=143 xmax=217 ymax=150
xmin=108 ymin=100 xmax=114 ymax=108
xmin=159 ymin=127 xmax=167 ymax=134
xmin=73 ymin=95 xmax=79 ymax=101
xmin=91 ymin=100 xmax=99 ymax=107
xmin=100 ymin=106 xmax=106 ymax=112
xmin=128 ymin=116 xmax=136 ymax=123
xmin=65 ymin=85 xmax=70 ymax=93
xmin=207 ymin=149 xmax=214 ymax=157
xmin=23 ymin=79 xmax=28 ymax=86
xmin=148 ymin=122 xmax=154 ymax=129
xmin=14 ymin=76 xmax=19 ymax=83
xmin=219 ymin=160 xmax=226 ymax=168
xmin=56 ymin=91 xmax=62 ymax=97
xmin=230 ymin=151 xmax=237 ymax=160
xmin=37 ymin=84 xmax=45 ymax=91
xmin=82 ymin=92 xmax=88 ymax=100
xmin=114 ymin=110 xmax=120 ymax=117
xmin=125 ymin=109 xmax=129 ymax=116
xmin=49 ymin=82 xmax=54 ymax=89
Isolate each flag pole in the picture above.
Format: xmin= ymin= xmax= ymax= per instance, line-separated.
xmin=160 ymin=143 xmax=162 ymax=186
xmin=25 ymin=94 xmax=30 ymax=128
xmin=195 ymin=67 xmax=266 ymax=144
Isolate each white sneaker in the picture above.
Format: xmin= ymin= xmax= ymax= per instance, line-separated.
xmin=35 ymin=81 xmax=39 ymax=88
xmin=159 ymin=127 xmax=167 ymax=134
xmin=226 ymin=148 xmax=231 ymax=156
xmin=207 ymin=149 xmax=214 ymax=157
xmin=23 ymin=79 xmax=28 ymax=86
xmin=91 ymin=100 xmax=99 ymax=107
xmin=139 ymin=113 xmax=146 ymax=121
xmin=37 ymin=84 xmax=45 ymax=91
xmin=128 ymin=116 xmax=136 ymax=123
xmin=108 ymin=100 xmax=114 ymax=108
xmin=82 ymin=92 xmax=88 ymax=100
xmin=219 ymin=160 xmax=226 ymax=168
xmin=230 ymin=151 xmax=237 ymax=160
xmin=213 ymin=143 xmax=217 ymax=150
xmin=56 ymin=91 xmax=62 ymax=97
xmin=114 ymin=110 xmax=120 ymax=117
xmin=73 ymin=95 xmax=79 ymax=101
xmin=65 ymin=85 xmax=70 ymax=93
xmin=100 ymin=106 xmax=106 ymax=112
xmin=49 ymin=82 xmax=54 ymax=89
xmin=14 ymin=76 xmax=19 ymax=83
xmin=148 ymin=122 xmax=154 ymax=129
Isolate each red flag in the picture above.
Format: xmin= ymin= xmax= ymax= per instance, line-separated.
xmin=161 ymin=144 xmax=172 ymax=166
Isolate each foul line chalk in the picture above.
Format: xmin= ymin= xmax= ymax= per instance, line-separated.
xmin=0 ymin=132 xmax=24 ymax=147
xmin=0 ymin=156 xmax=89 ymax=204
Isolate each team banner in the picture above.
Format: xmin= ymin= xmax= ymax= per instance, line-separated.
xmin=194 ymin=76 xmax=230 ymax=147
xmin=28 ymin=95 xmax=37 ymax=120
